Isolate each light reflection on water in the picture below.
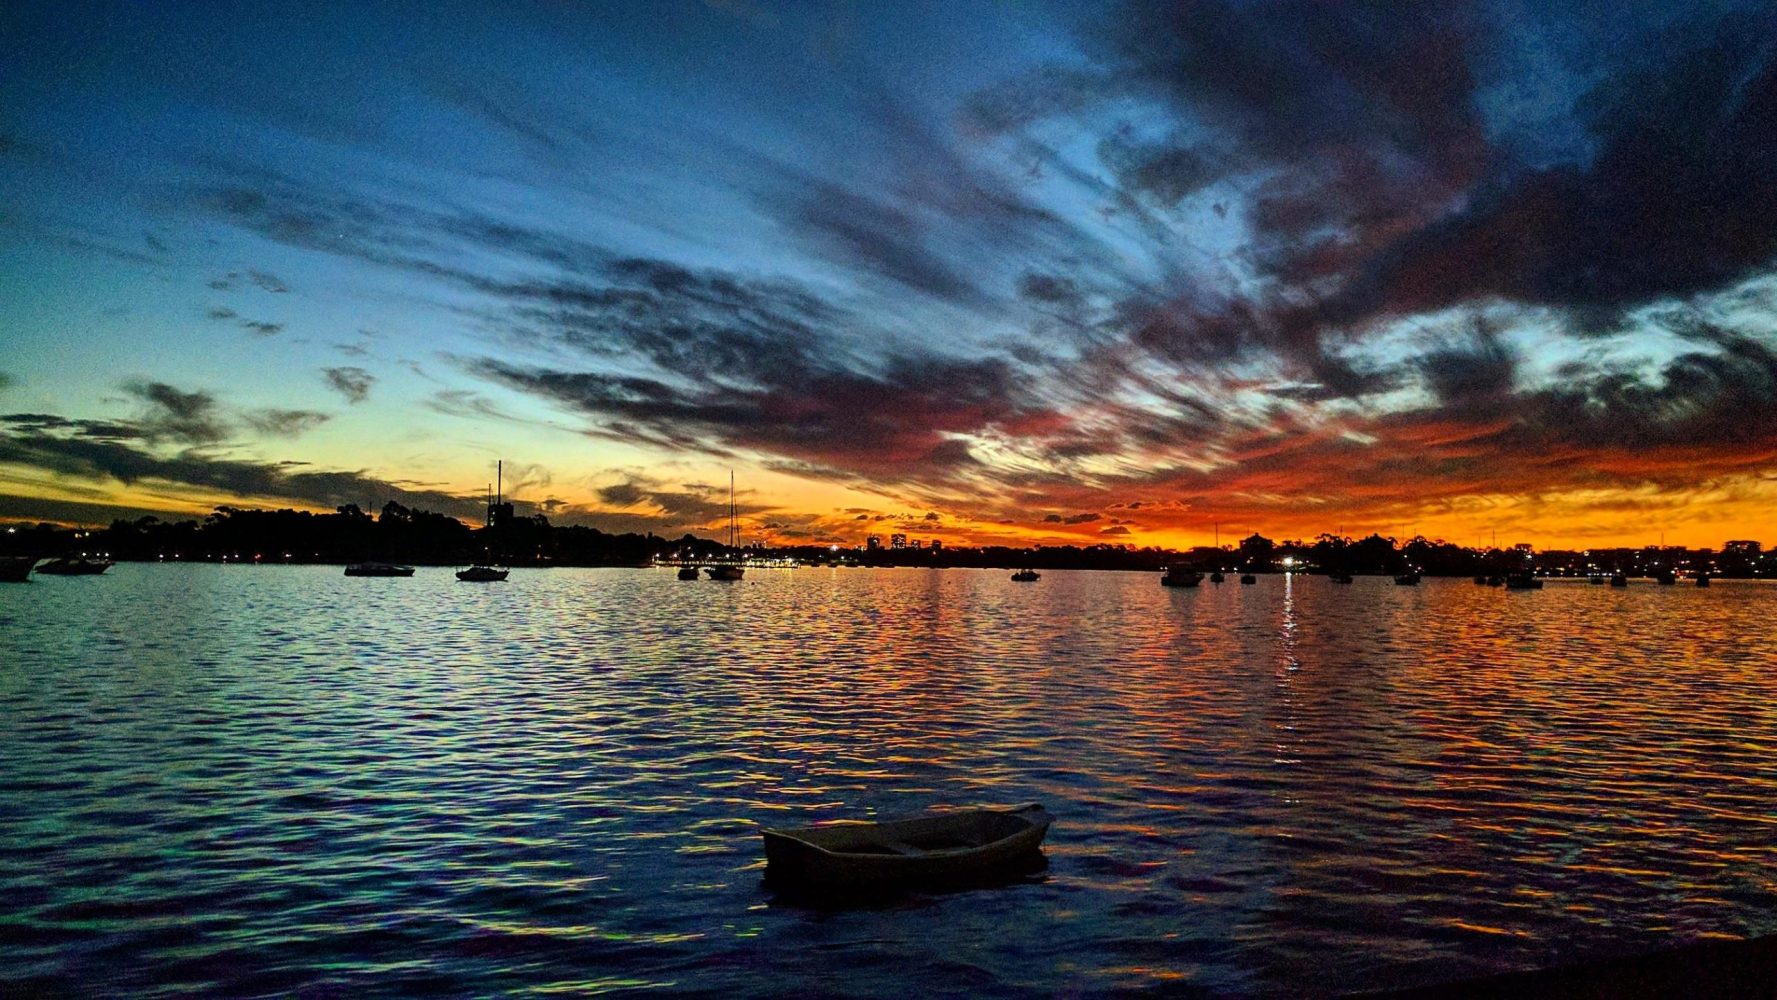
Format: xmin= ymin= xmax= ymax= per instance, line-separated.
xmin=2 ymin=565 xmax=1776 ymax=996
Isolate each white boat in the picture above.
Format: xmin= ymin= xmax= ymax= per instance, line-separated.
xmin=36 ymin=556 xmax=114 ymax=576
xmin=763 ymin=803 xmax=1052 ymax=891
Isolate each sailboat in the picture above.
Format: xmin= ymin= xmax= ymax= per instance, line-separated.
xmin=705 ymin=471 xmax=745 ymax=580
xmin=458 ymin=463 xmax=510 ymax=582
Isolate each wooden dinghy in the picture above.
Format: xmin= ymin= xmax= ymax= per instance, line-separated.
xmin=763 ymin=803 xmax=1052 ymax=891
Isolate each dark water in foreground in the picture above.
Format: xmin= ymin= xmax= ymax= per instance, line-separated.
xmin=3 ymin=566 xmax=1775 ymax=997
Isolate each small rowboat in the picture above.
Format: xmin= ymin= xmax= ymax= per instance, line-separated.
xmin=763 ymin=803 xmax=1052 ymax=891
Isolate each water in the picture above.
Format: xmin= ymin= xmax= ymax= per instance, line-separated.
xmin=3 ymin=566 xmax=1776 ymax=997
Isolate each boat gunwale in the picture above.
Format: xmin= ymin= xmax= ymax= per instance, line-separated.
xmin=762 ymin=803 xmax=1051 ymax=860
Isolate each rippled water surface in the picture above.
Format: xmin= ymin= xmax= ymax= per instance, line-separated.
xmin=3 ymin=566 xmax=1776 ymax=996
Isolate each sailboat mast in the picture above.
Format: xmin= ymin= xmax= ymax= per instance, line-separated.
xmin=729 ymin=469 xmax=736 ymax=550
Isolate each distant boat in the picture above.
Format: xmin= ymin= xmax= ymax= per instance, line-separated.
xmin=1161 ymin=566 xmax=1202 ymax=587
xmin=1394 ymin=571 xmax=1420 ymax=586
xmin=1330 ymin=572 xmax=1354 ymax=584
xmin=1696 ymin=573 xmax=1711 ymax=587
xmin=677 ymin=565 xmax=700 ymax=580
xmin=458 ymin=463 xmax=509 ymax=582
xmin=1472 ymin=574 xmax=1489 ymax=585
xmin=1610 ymin=572 xmax=1628 ymax=587
xmin=36 ymin=556 xmax=112 ymax=576
xmin=705 ymin=470 xmax=746 ymax=581
xmin=1505 ymin=570 xmax=1543 ymax=590
xmin=0 ymin=556 xmax=37 ymax=582
xmin=1011 ymin=568 xmax=1040 ymax=582
xmin=1654 ymin=569 xmax=1677 ymax=585
xmin=1589 ymin=574 xmax=1606 ymax=585
xmin=1486 ymin=575 xmax=1504 ymax=586
xmin=344 ymin=562 xmax=414 ymax=577
xmin=762 ymin=803 xmax=1052 ymax=892
xmin=1209 ymin=570 xmax=1225 ymax=584
xmin=1239 ymin=573 xmax=1257 ymax=585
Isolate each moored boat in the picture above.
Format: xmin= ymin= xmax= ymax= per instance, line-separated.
xmin=1505 ymin=570 xmax=1543 ymax=590
xmin=36 ymin=556 xmax=113 ymax=576
xmin=456 ymin=565 xmax=508 ymax=582
xmin=1330 ymin=572 xmax=1354 ymax=584
xmin=1209 ymin=570 xmax=1225 ymax=584
xmin=1010 ymin=568 xmax=1040 ymax=582
xmin=704 ymin=470 xmax=746 ymax=581
xmin=1610 ymin=572 xmax=1628 ymax=587
xmin=762 ymin=803 xmax=1052 ymax=891
xmin=1240 ymin=573 xmax=1257 ymax=585
xmin=677 ymin=565 xmax=700 ymax=580
xmin=1696 ymin=573 xmax=1711 ymax=587
xmin=344 ymin=562 xmax=414 ymax=577
xmin=1394 ymin=571 xmax=1420 ymax=586
xmin=1161 ymin=566 xmax=1201 ymax=587
xmin=0 ymin=556 xmax=37 ymax=582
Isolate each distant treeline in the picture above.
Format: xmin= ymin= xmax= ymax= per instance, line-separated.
xmin=0 ymin=504 xmax=1770 ymax=577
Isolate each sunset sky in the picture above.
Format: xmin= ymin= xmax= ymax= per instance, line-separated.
xmin=2 ymin=1 xmax=1775 ymax=549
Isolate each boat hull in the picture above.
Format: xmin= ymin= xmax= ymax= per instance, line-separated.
xmin=763 ymin=804 xmax=1051 ymax=892
xmin=455 ymin=566 xmax=509 ymax=581
xmin=344 ymin=563 xmax=415 ymax=577
xmin=704 ymin=565 xmax=744 ymax=580
xmin=35 ymin=558 xmax=112 ymax=576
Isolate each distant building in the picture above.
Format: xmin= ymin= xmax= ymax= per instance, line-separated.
xmin=930 ymin=539 xmax=942 ymax=551
xmin=890 ymin=533 xmax=907 ymax=550
xmin=866 ymin=535 xmax=882 ymax=551
xmin=910 ymin=539 xmax=924 ymax=549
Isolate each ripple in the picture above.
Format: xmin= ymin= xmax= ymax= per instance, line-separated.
xmin=2 ymin=567 xmax=1776 ymax=995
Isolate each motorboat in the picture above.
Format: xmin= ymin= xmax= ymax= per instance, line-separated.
xmin=762 ymin=803 xmax=1052 ymax=892
xmin=1240 ymin=573 xmax=1257 ymax=585
xmin=456 ymin=565 xmax=508 ymax=582
xmin=1011 ymin=568 xmax=1040 ymax=582
xmin=1505 ymin=570 xmax=1544 ymax=590
xmin=1161 ymin=566 xmax=1201 ymax=588
xmin=1394 ymin=571 xmax=1421 ymax=586
xmin=35 ymin=556 xmax=113 ymax=576
xmin=1330 ymin=572 xmax=1354 ymax=584
xmin=1209 ymin=571 xmax=1225 ymax=584
xmin=677 ymin=565 xmax=700 ymax=580
xmin=0 ymin=556 xmax=37 ymax=582
xmin=1696 ymin=573 xmax=1711 ymax=587
xmin=344 ymin=562 xmax=414 ymax=577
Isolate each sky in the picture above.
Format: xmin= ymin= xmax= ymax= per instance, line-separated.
xmin=2 ymin=0 xmax=1775 ymax=550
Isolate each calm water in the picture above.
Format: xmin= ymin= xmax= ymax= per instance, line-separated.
xmin=3 ymin=566 xmax=1776 ymax=997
